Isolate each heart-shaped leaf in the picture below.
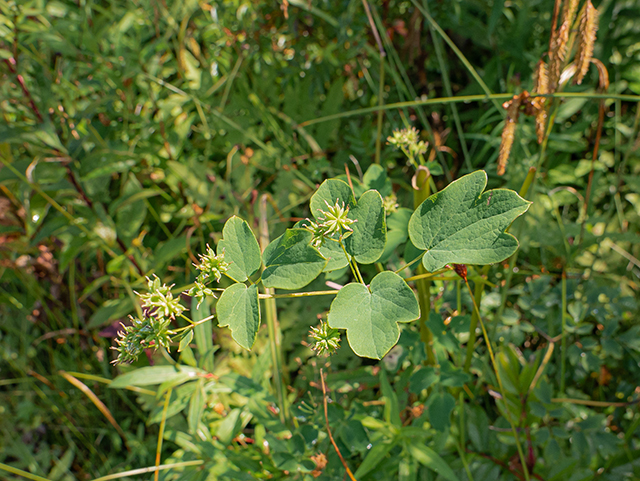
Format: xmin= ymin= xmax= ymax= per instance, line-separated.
xmin=217 ymin=216 xmax=261 ymax=282
xmin=261 ymin=229 xmax=327 ymax=289
xmin=294 ymin=219 xmax=348 ymax=272
xmin=309 ymin=179 xmax=356 ymax=217
xmin=216 ymin=283 xmax=260 ymax=350
xmin=408 ymin=171 xmax=531 ymax=272
xmin=344 ymin=189 xmax=386 ymax=264
xmin=327 ymin=271 xmax=420 ymax=359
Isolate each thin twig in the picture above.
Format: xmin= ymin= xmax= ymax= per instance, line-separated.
xmin=155 ymin=388 xmax=172 ymax=481
xmin=319 ymin=369 xmax=357 ymax=481
xmin=579 ymin=98 xmax=606 ymax=243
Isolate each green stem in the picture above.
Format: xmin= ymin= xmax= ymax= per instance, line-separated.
xmin=493 ymin=166 xmax=538 ymax=328
xmin=422 ymin=0 xmax=472 ymax=171
xmin=339 ymin=238 xmax=365 ymax=284
xmin=413 ymin=168 xmax=436 ymax=365
xmin=173 ymin=314 xmax=216 ymax=332
xmin=560 ymin=269 xmax=567 ymax=394
xmin=297 ymin=92 xmax=640 ymax=128
xmin=375 ymin=50 xmax=385 ymax=165
xmin=465 ymin=280 xmax=530 ymax=481
xmin=0 ymin=462 xmax=53 ymax=481
xmin=259 ymin=290 xmax=340 ymax=299
xmin=463 ymin=267 xmax=488 ymax=372
xmin=154 ymin=388 xmax=172 ymax=481
xmin=457 ymin=391 xmax=474 ymax=481
xmin=259 ymin=195 xmax=288 ymax=425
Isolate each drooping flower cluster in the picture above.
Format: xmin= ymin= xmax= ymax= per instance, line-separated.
xmin=302 ymin=199 xmax=357 ymax=248
xmin=111 ymin=315 xmax=173 ymax=365
xmin=111 ymin=276 xmax=184 ymax=365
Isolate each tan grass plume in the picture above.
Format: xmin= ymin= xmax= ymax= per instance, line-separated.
xmin=549 ymin=0 xmax=579 ymax=89
xmin=574 ymin=0 xmax=599 ymax=85
xmin=533 ymin=60 xmax=549 ymax=143
xmin=498 ymin=95 xmax=522 ymax=176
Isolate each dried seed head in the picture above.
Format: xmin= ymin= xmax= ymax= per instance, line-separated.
xmin=574 ymin=0 xmax=599 ymax=85
xmin=549 ymin=0 xmax=580 ymax=90
xmin=498 ymin=95 xmax=522 ymax=176
xmin=533 ymin=60 xmax=549 ymax=96
xmin=533 ymin=60 xmax=549 ymax=143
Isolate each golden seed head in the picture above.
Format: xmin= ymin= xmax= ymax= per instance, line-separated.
xmin=574 ymin=0 xmax=599 ymax=85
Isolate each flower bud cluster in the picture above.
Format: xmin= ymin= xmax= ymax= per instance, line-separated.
xmin=387 ymin=127 xmax=428 ymax=162
xmin=112 ymin=275 xmax=183 ymax=364
xmin=308 ymin=320 xmax=341 ymax=356
xmin=187 ymin=245 xmax=229 ymax=308
xmin=302 ymin=199 xmax=357 ymax=248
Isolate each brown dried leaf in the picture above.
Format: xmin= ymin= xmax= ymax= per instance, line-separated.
xmin=574 ymin=0 xmax=599 ymax=85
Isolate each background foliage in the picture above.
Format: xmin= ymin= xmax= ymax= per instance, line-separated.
xmin=1 ymin=0 xmax=640 ymax=480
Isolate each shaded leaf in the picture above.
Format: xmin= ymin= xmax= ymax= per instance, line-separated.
xmin=216 ymin=283 xmax=260 ymax=350
xmin=407 ymin=444 xmax=459 ymax=481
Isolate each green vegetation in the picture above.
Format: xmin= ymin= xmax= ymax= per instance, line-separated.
xmin=1 ymin=0 xmax=640 ymax=480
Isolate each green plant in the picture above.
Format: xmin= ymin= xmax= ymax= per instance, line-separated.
xmin=2 ymin=0 xmax=640 ymax=480
xmin=112 ymin=167 xmax=530 ymax=364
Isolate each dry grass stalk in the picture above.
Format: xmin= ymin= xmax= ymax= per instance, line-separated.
xmin=498 ymin=95 xmax=522 ymax=176
xmin=590 ymin=58 xmax=609 ymax=91
xmin=549 ymin=0 xmax=579 ymax=89
xmin=574 ymin=0 xmax=599 ymax=85
xmin=533 ymin=60 xmax=549 ymax=143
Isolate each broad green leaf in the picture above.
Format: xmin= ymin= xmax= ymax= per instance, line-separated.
xmin=217 ymin=216 xmax=261 ymax=282
xmin=110 ymin=365 xmax=205 ymax=388
xmin=216 ymin=283 xmax=260 ymax=350
xmin=261 ymin=229 xmax=327 ymax=289
xmin=309 ymin=179 xmax=355 ymax=218
xmin=328 ymin=271 xmax=420 ymax=359
xmin=409 ymin=367 xmax=438 ymax=394
xmin=188 ymin=378 xmax=205 ymax=434
xmin=380 ymin=369 xmax=401 ymax=426
xmin=178 ymin=330 xmax=193 ymax=352
xmin=407 ymin=444 xmax=459 ymax=481
xmin=192 ymin=297 xmax=215 ymax=372
xmin=293 ymin=220 xmax=347 ymax=272
xmin=318 ymin=235 xmax=349 ymax=272
xmin=427 ymin=392 xmax=456 ymax=432
xmin=344 ymin=189 xmax=386 ymax=264
xmin=363 ymin=163 xmax=392 ymax=196
xmin=354 ymin=440 xmax=399 ymax=478
xmin=408 ymin=171 xmax=531 ymax=272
